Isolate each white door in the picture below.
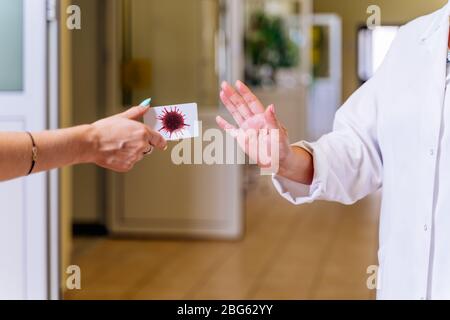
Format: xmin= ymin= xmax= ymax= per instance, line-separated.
xmin=0 ymin=0 xmax=57 ymax=299
xmin=222 ymin=0 xmax=313 ymax=142
xmin=106 ymin=0 xmax=243 ymax=239
xmin=308 ymin=14 xmax=342 ymax=141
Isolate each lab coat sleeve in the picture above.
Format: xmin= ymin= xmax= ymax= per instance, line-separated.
xmin=272 ymin=78 xmax=383 ymax=205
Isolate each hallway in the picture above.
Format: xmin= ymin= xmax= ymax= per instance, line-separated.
xmin=65 ymin=176 xmax=380 ymax=300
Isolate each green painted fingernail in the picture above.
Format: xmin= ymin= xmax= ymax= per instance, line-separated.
xmin=139 ymin=98 xmax=152 ymax=107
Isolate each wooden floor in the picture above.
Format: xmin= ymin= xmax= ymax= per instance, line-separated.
xmin=65 ymin=175 xmax=380 ymax=300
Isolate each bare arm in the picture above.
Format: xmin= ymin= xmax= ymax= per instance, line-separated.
xmin=278 ymin=146 xmax=314 ymax=185
xmin=0 ymin=125 xmax=94 ymax=181
xmin=0 ymin=106 xmax=167 ymax=182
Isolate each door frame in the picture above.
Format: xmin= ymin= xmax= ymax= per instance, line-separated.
xmin=103 ymin=0 xmax=244 ymax=239
xmin=47 ymin=0 xmax=61 ymax=300
xmin=0 ymin=0 xmax=59 ymax=299
xmin=307 ymin=14 xmax=342 ymax=140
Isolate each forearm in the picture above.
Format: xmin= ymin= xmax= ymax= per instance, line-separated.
xmin=277 ymin=146 xmax=314 ymax=185
xmin=0 ymin=125 xmax=95 ymax=181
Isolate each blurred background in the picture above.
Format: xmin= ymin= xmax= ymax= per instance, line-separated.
xmin=0 ymin=0 xmax=447 ymax=300
xmin=61 ymin=0 xmax=447 ymax=300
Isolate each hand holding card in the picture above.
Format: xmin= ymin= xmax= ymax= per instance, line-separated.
xmin=143 ymin=101 xmax=199 ymax=141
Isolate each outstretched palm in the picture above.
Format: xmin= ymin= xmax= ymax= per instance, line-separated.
xmin=216 ymin=81 xmax=292 ymax=170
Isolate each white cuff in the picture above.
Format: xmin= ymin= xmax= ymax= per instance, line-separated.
xmin=271 ymin=141 xmax=327 ymax=205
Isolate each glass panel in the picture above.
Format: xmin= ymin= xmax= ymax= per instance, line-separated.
xmin=0 ymin=0 xmax=23 ymax=91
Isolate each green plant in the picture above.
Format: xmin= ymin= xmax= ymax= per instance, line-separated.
xmin=245 ymin=11 xmax=299 ymax=80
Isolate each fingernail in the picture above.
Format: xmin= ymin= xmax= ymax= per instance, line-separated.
xmin=163 ymin=145 xmax=168 ymax=151
xmin=221 ymin=81 xmax=228 ymax=89
xmin=270 ymin=105 xmax=276 ymax=113
xmin=139 ymin=98 xmax=152 ymax=107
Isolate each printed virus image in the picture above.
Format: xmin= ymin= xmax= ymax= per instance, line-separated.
xmin=157 ymin=106 xmax=190 ymax=138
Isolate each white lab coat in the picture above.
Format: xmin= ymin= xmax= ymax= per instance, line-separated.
xmin=273 ymin=2 xmax=450 ymax=299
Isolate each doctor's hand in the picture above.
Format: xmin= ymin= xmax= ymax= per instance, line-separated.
xmin=87 ymin=106 xmax=167 ymax=173
xmin=216 ymin=81 xmax=314 ymax=184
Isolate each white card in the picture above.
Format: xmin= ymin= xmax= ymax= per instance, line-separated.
xmin=144 ymin=103 xmax=199 ymax=141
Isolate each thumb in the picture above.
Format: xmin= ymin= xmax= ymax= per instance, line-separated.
xmin=120 ymin=106 xmax=150 ymax=120
xmin=264 ymin=105 xmax=279 ymax=129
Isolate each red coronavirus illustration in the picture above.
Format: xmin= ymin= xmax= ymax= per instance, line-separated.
xmin=157 ymin=106 xmax=190 ymax=138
